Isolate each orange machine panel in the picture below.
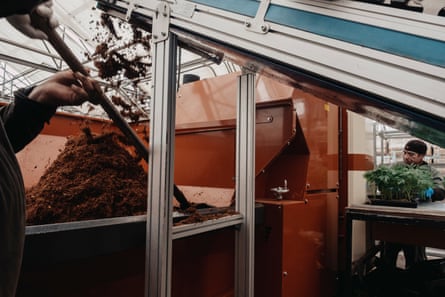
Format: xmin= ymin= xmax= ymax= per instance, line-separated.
xmin=172 ymin=228 xmax=235 ymax=297
xmin=175 ymin=72 xmax=294 ymax=126
xmin=293 ymin=91 xmax=339 ymax=191
xmin=16 ymin=111 xmax=148 ymax=188
xmin=174 ymin=72 xmax=297 ymax=189
xmin=255 ymin=195 xmax=336 ymax=297
xmin=174 ymin=100 xmax=295 ymax=188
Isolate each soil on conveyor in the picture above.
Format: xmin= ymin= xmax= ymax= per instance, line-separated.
xmin=25 ymin=13 xmax=235 ymax=226
xmin=25 ymin=128 xmax=235 ymax=225
xmin=25 ymin=128 xmax=148 ymax=225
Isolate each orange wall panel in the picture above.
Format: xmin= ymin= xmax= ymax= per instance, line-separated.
xmin=174 ymin=101 xmax=295 ymax=189
xmin=293 ymin=93 xmax=339 ymax=191
xmin=255 ymin=195 xmax=334 ymax=297
xmin=16 ymin=112 xmax=148 ymax=188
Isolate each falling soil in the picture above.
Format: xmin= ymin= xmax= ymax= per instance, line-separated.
xmin=92 ymin=13 xmax=151 ymax=81
xmin=25 ymin=129 xmax=236 ymax=226
xmin=88 ymin=12 xmax=152 ymax=123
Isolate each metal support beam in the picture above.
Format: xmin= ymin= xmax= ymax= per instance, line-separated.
xmin=235 ymin=71 xmax=256 ymax=297
xmin=0 ymin=54 xmax=59 ymax=73
xmin=146 ymin=2 xmax=176 ymax=297
xmin=0 ymin=37 xmax=61 ymax=60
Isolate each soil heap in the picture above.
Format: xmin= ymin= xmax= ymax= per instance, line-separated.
xmin=25 ymin=130 xmax=148 ymax=225
xmin=25 ymin=128 xmax=237 ymax=226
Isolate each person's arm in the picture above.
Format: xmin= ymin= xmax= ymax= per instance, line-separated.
xmin=0 ymin=1 xmax=42 ymax=18
xmin=4 ymin=1 xmax=58 ymax=40
xmin=0 ymin=90 xmax=56 ymax=152
xmin=0 ymin=70 xmax=94 ymax=152
xmin=429 ymin=166 xmax=445 ymax=201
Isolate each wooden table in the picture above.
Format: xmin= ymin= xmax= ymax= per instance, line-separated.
xmin=344 ymin=201 xmax=445 ymax=296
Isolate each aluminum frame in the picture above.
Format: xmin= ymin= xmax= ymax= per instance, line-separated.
xmin=147 ymin=3 xmax=175 ymax=296
xmin=235 ymin=71 xmax=256 ymax=297
xmin=146 ymin=3 xmax=251 ymax=297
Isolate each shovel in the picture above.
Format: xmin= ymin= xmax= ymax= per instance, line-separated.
xmin=30 ymin=12 xmax=191 ymax=210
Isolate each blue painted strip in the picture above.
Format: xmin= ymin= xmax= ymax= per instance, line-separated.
xmin=190 ymin=0 xmax=258 ymax=17
xmin=266 ymin=5 xmax=445 ymax=67
xmin=190 ymin=1 xmax=445 ymax=67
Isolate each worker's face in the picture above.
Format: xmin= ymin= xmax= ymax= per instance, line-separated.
xmin=403 ymin=150 xmax=424 ymax=165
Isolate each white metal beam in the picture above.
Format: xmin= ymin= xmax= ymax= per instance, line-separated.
xmin=146 ymin=3 xmax=175 ymax=297
xmin=235 ymin=71 xmax=256 ymax=297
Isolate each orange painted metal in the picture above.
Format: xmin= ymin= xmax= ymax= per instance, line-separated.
xmin=13 ymin=70 xmax=340 ymax=297
xmin=175 ymin=72 xmax=293 ymax=126
xmin=291 ymin=90 xmax=339 ymax=191
xmin=172 ymin=228 xmax=235 ymax=297
xmin=174 ymin=73 xmax=339 ymax=297
xmin=16 ymin=111 xmax=148 ymax=188
xmin=256 ymin=195 xmax=336 ymax=297
xmin=347 ymin=153 xmax=374 ymax=171
xmin=175 ymin=73 xmax=298 ymax=193
xmin=175 ymin=129 xmax=236 ymax=188
xmin=175 ymin=73 xmax=339 ymax=200
xmin=174 ymin=100 xmax=296 ymax=189
xmin=17 ymin=71 xmax=339 ymax=201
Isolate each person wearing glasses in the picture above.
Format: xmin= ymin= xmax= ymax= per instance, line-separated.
xmin=365 ymin=139 xmax=445 ymax=296
xmin=381 ymin=139 xmax=444 ymax=267
xmin=401 ymin=139 xmax=445 ymax=203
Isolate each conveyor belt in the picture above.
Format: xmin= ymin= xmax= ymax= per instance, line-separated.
xmin=97 ymin=0 xmax=445 ymax=145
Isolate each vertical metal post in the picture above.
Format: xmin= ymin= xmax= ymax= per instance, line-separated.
xmin=380 ymin=128 xmax=384 ymax=165
xmin=235 ymin=71 xmax=256 ymax=297
xmin=345 ymin=211 xmax=353 ymax=297
xmin=1 ymin=63 xmax=5 ymax=95
xmin=146 ymin=3 xmax=176 ymax=297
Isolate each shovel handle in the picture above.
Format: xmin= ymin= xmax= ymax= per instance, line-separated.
xmin=31 ymin=12 xmax=88 ymax=75
xmin=30 ymin=11 xmax=149 ymax=161
xmin=30 ymin=12 xmax=191 ymax=208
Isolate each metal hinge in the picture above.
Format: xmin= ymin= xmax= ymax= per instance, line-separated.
xmin=152 ymin=2 xmax=171 ymax=43
xmin=123 ymin=0 xmax=137 ymax=21
xmin=172 ymin=0 xmax=196 ymax=18
xmin=244 ymin=0 xmax=271 ymax=34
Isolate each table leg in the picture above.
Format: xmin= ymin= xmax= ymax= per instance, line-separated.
xmin=345 ymin=212 xmax=353 ymax=297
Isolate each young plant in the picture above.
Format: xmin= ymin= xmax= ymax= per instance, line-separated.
xmin=364 ymin=164 xmax=434 ymax=201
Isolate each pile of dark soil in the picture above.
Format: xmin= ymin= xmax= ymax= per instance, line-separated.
xmin=25 ymin=130 xmax=147 ymax=225
xmin=25 ymin=129 xmax=236 ymax=226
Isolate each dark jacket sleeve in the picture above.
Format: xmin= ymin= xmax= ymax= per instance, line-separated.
xmin=0 ymin=87 xmax=56 ymax=153
xmin=432 ymin=188 xmax=445 ymax=202
xmin=427 ymin=164 xmax=445 ymax=201
xmin=0 ymin=1 xmax=43 ymax=17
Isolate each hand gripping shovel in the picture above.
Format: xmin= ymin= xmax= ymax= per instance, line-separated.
xmin=30 ymin=12 xmax=191 ymax=209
